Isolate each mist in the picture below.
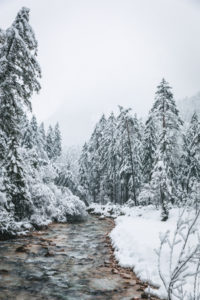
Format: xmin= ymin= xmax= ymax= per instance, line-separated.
xmin=0 ymin=0 xmax=200 ymax=145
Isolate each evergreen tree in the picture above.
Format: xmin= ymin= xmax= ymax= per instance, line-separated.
xmin=79 ymin=143 xmax=91 ymax=199
xmin=53 ymin=122 xmax=62 ymax=159
xmin=21 ymin=114 xmax=31 ymax=148
xmin=0 ymin=7 xmax=41 ymax=220
xmin=30 ymin=115 xmax=38 ymax=147
xmin=23 ymin=115 xmax=39 ymax=149
xmin=86 ymin=115 xmax=107 ymax=202
xmin=104 ymin=112 xmax=117 ymax=203
xmin=150 ymin=79 xmax=182 ymax=220
xmin=38 ymin=122 xmax=46 ymax=152
xmin=182 ymin=113 xmax=200 ymax=194
xmin=115 ymin=107 xmax=143 ymax=204
xmin=143 ymin=111 xmax=157 ymax=183
xmin=46 ymin=125 xmax=54 ymax=160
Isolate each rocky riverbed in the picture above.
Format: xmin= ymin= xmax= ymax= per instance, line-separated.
xmin=0 ymin=215 xmax=159 ymax=300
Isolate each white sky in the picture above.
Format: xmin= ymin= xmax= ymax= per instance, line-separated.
xmin=0 ymin=0 xmax=200 ymax=145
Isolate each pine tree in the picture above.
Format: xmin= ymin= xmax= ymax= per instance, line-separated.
xmin=79 ymin=143 xmax=91 ymax=199
xmin=38 ymin=122 xmax=46 ymax=152
xmin=182 ymin=113 xmax=200 ymax=194
xmin=143 ymin=111 xmax=157 ymax=183
xmin=30 ymin=115 xmax=38 ymax=147
xmin=116 ymin=107 xmax=143 ymax=205
xmin=87 ymin=114 xmax=107 ymax=202
xmin=46 ymin=125 xmax=54 ymax=160
xmin=23 ymin=115 xmax=39 ymax=149
xmin=0 ymin=7 xmax=41 ymax=220
xmin=53 ymin=122 xmax=62 ymax=159
xmin=0 ymin=30 xmax=7 ymax=163
xmin=150 ymin=79 xmax=182 ymax=220
xmin=104 ymin=112 xmax=117 ymax=203
xmin=93 ymin=115 xmax=107 ymax=202
xmin=21 ymin=114 xmax=30 ymax=147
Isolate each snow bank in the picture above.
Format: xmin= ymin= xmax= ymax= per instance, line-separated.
xmin=109 ymin=205 xmax=200 ymax=300
xmin=87 ymin=202 xmax=127 ymax=218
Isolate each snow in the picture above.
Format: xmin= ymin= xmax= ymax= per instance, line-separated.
xmin=0 ymin=184 xmax=88 ymax=238
xmin=91 ymin=204 xmax=200 ymax=300
xmin=88 ymin=202 xmax=124 ymax=218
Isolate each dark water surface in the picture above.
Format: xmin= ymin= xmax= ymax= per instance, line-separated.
xmin=0 ymin=215 xmax=147 ymax=300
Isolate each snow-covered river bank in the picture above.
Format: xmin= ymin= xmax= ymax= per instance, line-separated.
xmin=0 ymin=215 xmax=157 ymax=300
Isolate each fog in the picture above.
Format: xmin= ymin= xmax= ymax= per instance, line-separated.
xmin=0 ymin=0 xmax=200 ymax=145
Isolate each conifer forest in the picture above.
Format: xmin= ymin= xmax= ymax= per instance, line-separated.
xmin=0 ymin=3 xmax=200 ymax=300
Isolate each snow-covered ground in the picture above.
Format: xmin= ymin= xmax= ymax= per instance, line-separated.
xmin=89 ymin=203 xmax=200 ymax=299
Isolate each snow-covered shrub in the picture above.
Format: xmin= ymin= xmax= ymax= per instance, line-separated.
xmin=126 ymin=199 xmax=135 ymax=207
xmin=29 ymin=181 xmax=87 ymax=227
xmin=0 ymin=205 xmax=33 ymax=239
xmin=138 ymin=184 xmax=155 ymax=206
xmin=0 ymin=146 xmax=87 ymax=238
xmin=88 ymin=203 xmax=124 ymax=218
xmin=61 ymin=194 xmax=88 ymax=222
xmin=0 ymin=180 xmax=88 ymax=238
xmin=55 ymin=156 xmax=86 ymax=202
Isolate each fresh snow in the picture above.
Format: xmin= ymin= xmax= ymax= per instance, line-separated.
xmin=89 ymin=203 xmax=200 ymax=299
xmin=110 ymin=206 xmax=200 ymax=299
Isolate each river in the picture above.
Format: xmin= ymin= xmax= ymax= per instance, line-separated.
xmin=0 ymin=215 xmax=157 ymax=300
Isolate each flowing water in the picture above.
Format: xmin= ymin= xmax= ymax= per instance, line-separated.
xmin=0 ymin=215 xmax=155 ymax=300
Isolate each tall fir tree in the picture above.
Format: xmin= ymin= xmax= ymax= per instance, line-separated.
xmin=30 ymin=115 xmax=38 ymax=147
xmin=22 ymin=115 xmax=39 ymax=150
xmin=104 ymin=112 xmax=117 ymax=203
xmin=38 ymin=122 xmax=46 ymax=155
xmin=143 ymin=110 xmax=157 ymax=183
xmin=150 ymin=79 xmax=182 ymax=220
xmin=79 ymin=143 xmax=91 ymax=199
xmin=116 ymin=107 xmax=143 ymax=204
xmin=182 ymin=113 xmax=200 ymax=195
xmin=53 ymin=122 xmax=62 ymax=159
xmin=0 ymin=7 xmax=41 ymax=219
xmin=89 ymin=114 xmax=107 ymax=202
xmin=46 ymin=125 xmax=54 ymax=160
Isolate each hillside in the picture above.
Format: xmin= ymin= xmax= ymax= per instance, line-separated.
xmin=178 ymin=92 xmax=200 ymax=122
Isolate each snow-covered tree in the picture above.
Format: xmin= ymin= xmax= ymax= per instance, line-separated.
xmin=30 ymin=115 xmax=38 ymax=147
xmin=0 ymin=8 xmax=87 ymax=238
xmin=37 ymin=122 xmax=47 ymax=158
xmin=150 ymin=79 xmax=183 ymax=220
xmin=103 ymin=112 xmax=117 ymax=203
xmin=143 ymin=110 xmax=157 ymax=183
xmin=116 ymin=107 xmax=143 ymax=204
xmin=0 ymin=7 xmax=41 ymax=220
xmin=182 ymin=113 xmax=200 ymax=194
xmin=79 ymin=143 xmax=91 ymax=199
xmin=46 ymin=125 xmax=54 ymax=160
xmin=53 ymin=122 xmax=62 ymax=159
xmin=88 ymin=114 xmax=107 ymax=202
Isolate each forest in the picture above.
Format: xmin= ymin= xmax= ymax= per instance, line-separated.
xmin=0 ymin=8 xmax=87 ymax=238
xmin=0 ymin=6 xmax=200 ymax=300
xmin=80 ymin=79 xmax=200 ymax=221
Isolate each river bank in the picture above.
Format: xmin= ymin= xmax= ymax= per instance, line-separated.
xmin=0 ymin=215 xmax=159 ymax=300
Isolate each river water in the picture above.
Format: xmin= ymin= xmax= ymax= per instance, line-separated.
xmin=0 ymin=215 xmax=152 ymax=300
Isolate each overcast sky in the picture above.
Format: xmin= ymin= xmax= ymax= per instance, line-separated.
xmin=0 ymin=0 xmax=200 ymax=145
